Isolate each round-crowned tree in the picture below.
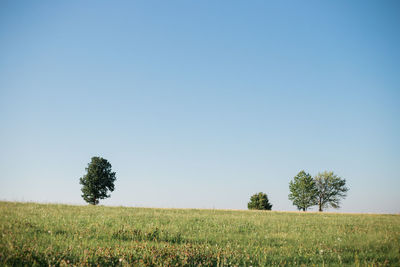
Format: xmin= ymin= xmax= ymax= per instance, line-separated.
xmin=288 ymin=170 xmax=318 ymax=212
xmin=79 ymin=156 xmax=116 ymax=205
xmin=248 ymin=192 xmax=272 ymax=210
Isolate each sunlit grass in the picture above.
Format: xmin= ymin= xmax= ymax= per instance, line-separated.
xmin=1 ymin=201 xmax=399 ymax=266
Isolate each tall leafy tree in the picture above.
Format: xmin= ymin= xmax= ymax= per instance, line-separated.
xmin=79 ymin=157 xmax=116 ymax=205
xmin=314 ymin=171 xmax=348 ymax=212
xmin=248 ymin=192 xmax=272 ymax=210
xmin=288 ymin=170 xmax=318 ymax=211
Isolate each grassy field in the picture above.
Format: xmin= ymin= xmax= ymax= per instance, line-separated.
xmin=0 ymin=202 xmax=399 ymax=266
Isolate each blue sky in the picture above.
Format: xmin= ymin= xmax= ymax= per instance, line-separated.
xmin=1 ymin=1 xmax=399 ymax=213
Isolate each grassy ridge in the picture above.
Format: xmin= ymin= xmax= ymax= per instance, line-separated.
xmin=0 ymin=202 xmax=399 ymax=266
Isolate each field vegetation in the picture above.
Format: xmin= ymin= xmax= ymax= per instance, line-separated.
xmin=1 ymin=202 xmax=399 ymax=266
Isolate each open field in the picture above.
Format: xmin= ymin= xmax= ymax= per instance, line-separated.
xmin=0 ymin=202 xmax=399 ymax=266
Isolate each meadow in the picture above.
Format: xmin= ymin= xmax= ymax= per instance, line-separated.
xmin=0 ymin=201 xmax=399 ymax=266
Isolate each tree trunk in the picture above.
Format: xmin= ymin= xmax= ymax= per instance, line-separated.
xmin=318 ymin=200 xmax=322 ymax=212
xmin=303 ymin=208 xmax=305 ymax=212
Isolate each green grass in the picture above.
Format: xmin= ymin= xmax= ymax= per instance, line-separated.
xmin=1 ymin=202 xmax=399 ymax=266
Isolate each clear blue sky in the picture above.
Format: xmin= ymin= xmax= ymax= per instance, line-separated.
xmin=1 ymin=1 xmax=399 ymax=213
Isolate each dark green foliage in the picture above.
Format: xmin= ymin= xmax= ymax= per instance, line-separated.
xmin=247 ymin=192 xmax=272 ymax=210
xmin=288 ymin=170 xmax=318 ymax=211
xmin=79 ymin=157 xmax=116 ymax=205
xmin=314 ymin=171 xmax=349 ymax=212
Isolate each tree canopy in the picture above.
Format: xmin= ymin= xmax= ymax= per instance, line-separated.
xmin=79 ymin=156 xmax=116 ymax=205
xmin=248 ymin=192 xmax=272 ymax=210
xmin=315 ymin=171 xmax=348 ymax=212
xmin=288 ymin=170 xmax=318 ymax=211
